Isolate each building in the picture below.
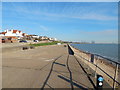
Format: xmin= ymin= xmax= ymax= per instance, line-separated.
xmin=31 ymin=35 xmax=39 ymax=39
xmin=0 ymin=29 xmax=27 ymax=43
xmin=49 ymin=37 xmax=57 ymax=41
xmin=25 ymin=34 xmax=39 ymax=40
xmin=22 ymin=33 xmax=27 ymax=37
xmin=39 ymin=36 xmax=49 ymax=41
xmin=0 ymin=29 xmax=23 ymax=38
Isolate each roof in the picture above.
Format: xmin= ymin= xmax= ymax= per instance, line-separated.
xmin=0 ymin=32 xmax=7 ymax=34
xmin=22 ymin=33 xmax=26 ymax=36
xmin=12 ymin=30 xmax=22 ymax=33
xmin=19 ymin=31 xmax=21 ymax=33
xmin=13 ymin=30 xmax=18 ymax=33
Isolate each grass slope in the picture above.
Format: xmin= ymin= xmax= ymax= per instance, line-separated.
xmin=29 ymin=41 xmax=63 ymax=47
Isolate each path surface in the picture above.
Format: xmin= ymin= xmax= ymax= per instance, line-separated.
xmin=2 ymin=44 xmax=97 ymax=88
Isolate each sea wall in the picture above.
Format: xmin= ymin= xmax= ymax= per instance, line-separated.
xmin=69 ymin=45 xmax=120 ymax=88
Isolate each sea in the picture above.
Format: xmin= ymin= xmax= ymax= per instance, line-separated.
xmin=70 ymin=44 xmax=119 ymax=62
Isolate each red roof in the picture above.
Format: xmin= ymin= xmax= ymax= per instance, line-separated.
xmin=0 ymin=30 xmax=23 ymax=35
xmin=12 ymin=30 xmax=21 ymax=33
xmin=0 ymin=32 xmax=7 ymax=34
xmin=22 ymin=33 xmax=26 ymax=36
xmin=13 ymin=30 xmax=18 ymax=33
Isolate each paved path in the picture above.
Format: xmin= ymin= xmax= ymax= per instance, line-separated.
xmin=2 ymin=44 xmax=96 ymax=89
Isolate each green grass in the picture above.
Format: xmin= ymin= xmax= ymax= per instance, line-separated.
xmin=29 ymin=41 xmax=64 ymax=47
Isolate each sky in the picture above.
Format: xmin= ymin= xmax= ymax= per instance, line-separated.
xmin=2 ymin=2 xmax=118 ymax=43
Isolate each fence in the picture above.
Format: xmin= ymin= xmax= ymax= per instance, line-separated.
xmin=70 ymin=45 xmax=120 ymax=89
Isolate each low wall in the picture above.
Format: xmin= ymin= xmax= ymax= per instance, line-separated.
xmin=2 ymin=44 xmax=29 ymax=53
xmin=69 ymin=45 xmax=120 ymax=88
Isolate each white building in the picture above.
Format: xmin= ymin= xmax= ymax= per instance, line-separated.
xmin=40 ymin=36 xmax=49 ymax=40
xmin=54 ymin=38 xmax=57 ymax=41
xmin=0 ymin=29 xmax=23 ymax=38
xmin=49 ymin=37 xmax=57 ymax=41
xmin=31 ymin=35 xmax=39 ymax=39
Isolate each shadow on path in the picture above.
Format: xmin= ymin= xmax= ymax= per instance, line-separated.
xmin=41 ymin=55 xmax=63 ymax=90
xmin=58 ymin=75 xmax=87 ymax=90
xmin=74 ymin=56 xmax=96 ymax=89
xmin=54 ymin=62 xmax=66 ymax=67
xmin=67 ymin=44 xmax=74 ymax=55
xmin=68 ymin=44 xmax=96 ymax=89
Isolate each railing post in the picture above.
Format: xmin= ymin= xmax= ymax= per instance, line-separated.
xmin=95 ymin=57 xmax=99 ymax=79
xmin=91 ymin=54 xmax=94 ymax=63
xmin=118 ymin=66 xmax=120 ymax=89
xmin=113 ymin=63 xmax=119 ymax=89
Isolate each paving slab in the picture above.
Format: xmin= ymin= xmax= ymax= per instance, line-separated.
xmin=2 ymin=44 xmax=110 ymax=89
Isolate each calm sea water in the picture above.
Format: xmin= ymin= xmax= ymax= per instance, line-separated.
xmin=71 ymin=44 xmax=118 ymax=62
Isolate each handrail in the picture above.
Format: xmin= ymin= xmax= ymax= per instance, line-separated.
xmin=69 ymin=44 xmax=120 ymax=88
xmin=77 ymin=54 xmax=120 ymax=85
xmin=94 ymin=54 xmax=120 ymax=65
xmin=70 ymin=44 xmax=120 ymax=65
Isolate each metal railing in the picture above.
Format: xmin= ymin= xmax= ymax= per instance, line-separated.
xmin=70 ymin=45 xmax=120 ymax=89
xmin=93 ymin=53 xmax=120 ymax=89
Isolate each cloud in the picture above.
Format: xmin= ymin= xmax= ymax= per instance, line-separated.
xmin=75 ymin=29 xmax=118 ymax=43
xmin=4 ymin=2 xmax=117 ymax=21
xmin=92 ymin=30 xmax=117 ymax=35
xmin=39 ymin=25 xmax=48 ymax=31
xmin=79 ymin=29 xmax=118 ymax=36
xmin=72 ymin=13 xmax=117 ymax=21
xmin=19 ymin=10 xmax=117 ymax=21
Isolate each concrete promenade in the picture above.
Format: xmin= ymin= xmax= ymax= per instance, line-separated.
xmin=2 ymin=44 xmax=109 ymax=89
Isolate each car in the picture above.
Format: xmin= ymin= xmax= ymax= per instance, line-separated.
xmin=19 ymin=40 xmax=27 ymax=43
xmin=33 ymin=40 xmax=39 ymax=42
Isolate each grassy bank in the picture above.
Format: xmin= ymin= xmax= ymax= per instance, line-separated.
xmin=29 ymin=41 xmax=64 ymax=47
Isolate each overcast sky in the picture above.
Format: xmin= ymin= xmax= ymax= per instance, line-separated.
xmin=2 ymin=2 xmax=118 ymax=43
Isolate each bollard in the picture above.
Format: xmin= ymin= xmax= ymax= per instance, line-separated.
xmin=22 ymin=47 xmax=28 ymax=50
xmin=97 ymin=75 xmax=104 ymax=89
xmin=64 ymin=45 xmax=67 ymax=47
xmin=30 ymin=46 xmax=35 ymax=49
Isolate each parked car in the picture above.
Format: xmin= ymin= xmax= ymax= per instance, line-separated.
xmin=19 ymin=40 xmax=27 ymax=43
xmin=33 ymin=40 xmax=39 ymax=42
